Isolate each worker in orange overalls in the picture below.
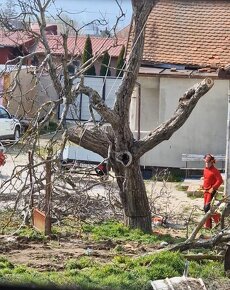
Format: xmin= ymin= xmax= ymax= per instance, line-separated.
xmin=202 ymin=153 xmax=223 ymax=229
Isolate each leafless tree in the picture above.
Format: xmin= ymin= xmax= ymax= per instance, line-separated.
xmin=0 ymin=0 xmax=214 ymax=233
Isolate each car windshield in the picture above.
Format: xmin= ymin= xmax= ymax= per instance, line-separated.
xmin=0 ymin=107 xmax=10 ymax=119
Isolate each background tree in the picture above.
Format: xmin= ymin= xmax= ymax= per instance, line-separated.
xmin=100 ymin=27 xmax=111 ymax=38
xmin=100 ymin=51 xmax=111 ymax=76
xmin=0 ymin=0 xmax=20 ymax=30
xmin=116 ymin=45 xmax=125 ymax=77
xmin=47 ymin=12 xmax=80 ymax=35
xmin=81 ymin=35 xmax=96 ymax=75
xmin=0 ymin=0 xmax=214 ymax=234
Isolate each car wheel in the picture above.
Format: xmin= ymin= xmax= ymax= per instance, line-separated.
xmin=14 ymin=127 xmax=20 ymax=141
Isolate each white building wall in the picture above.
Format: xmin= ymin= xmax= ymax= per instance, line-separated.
xmin=131 ymin=76 xmax=228 ymax=168
xmin=130 ymin=76 xmax=160 ymax=132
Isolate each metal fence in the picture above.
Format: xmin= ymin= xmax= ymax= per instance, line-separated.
xmin=58 ymin=76 xmax=122 ymax=121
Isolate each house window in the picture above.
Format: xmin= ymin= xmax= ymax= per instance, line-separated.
xmin=59 ymin=76 xmax=122 ymax=122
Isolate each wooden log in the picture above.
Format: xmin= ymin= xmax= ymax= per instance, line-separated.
xmin=184 ymin=254 xmax=224 ymax=261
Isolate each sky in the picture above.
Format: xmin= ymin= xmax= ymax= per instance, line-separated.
xmin=0 ymin=0 xmax=133 ymax=34
xmin=51 ymin=0 xmax=132 ymax=34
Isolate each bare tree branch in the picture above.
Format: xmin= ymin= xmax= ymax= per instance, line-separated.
xmin=135 ymin=78 xmax=214 ymax=158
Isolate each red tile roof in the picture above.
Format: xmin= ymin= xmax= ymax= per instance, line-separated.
xmin=0 ymin=30 xmax=33 ymax=47
xmin=141 ymin=0 xmax=230 ymax=68
xmin=35 ymin=35 xmax=126 ymax=57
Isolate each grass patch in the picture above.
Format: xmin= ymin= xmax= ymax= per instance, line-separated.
xmin=176 ymin=183 xmax=189 ymax=191
xmin=0 ymin=210 xmax=22 ymax=235
xmin=16 ymin=226 xmax=47 ymax=242
xmin=82 ymin=220 xmax=177 ymax=244
xmin=0 ymin=217 xmax=226 ymax=289
xmin=0 ymin=252 xmax=226 ymax=290
xmin=189 ymin=260 xmax=225 ymax=279
xmin=151 ymin=169 xmax=184 ymax=183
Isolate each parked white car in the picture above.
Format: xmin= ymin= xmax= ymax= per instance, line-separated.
xmin=0 ymin=106 xmax=21 ymax=141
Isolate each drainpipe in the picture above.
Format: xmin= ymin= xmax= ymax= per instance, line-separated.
xmin=222 ymin=80 xmax=230 ymax=225
xmin=136 ymin=82 xmax=141 ymax=140
xmin=225 ymin=81 xmax=230 ymax=201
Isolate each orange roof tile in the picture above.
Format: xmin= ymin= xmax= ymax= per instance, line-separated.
xmin=0 ymin=30 xmax=33 ymax=47
xmin=141 ymin=0 xmax=230 ymax=68
xmin=35 ymin=35 xmax=126 ymax=57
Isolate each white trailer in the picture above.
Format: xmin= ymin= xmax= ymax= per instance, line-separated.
xmin=62 ymin=145 xmax=104 ymax=164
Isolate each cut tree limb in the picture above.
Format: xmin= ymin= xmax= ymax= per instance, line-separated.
xmin=187 ymin=199 xmax=224 ymax=243
xmin=170 ymin=230 xmax=230 ymax=252
xmin=135 ymin=78 xmax=214 ymax=158
xmin=73 ymin=82 xmax=119 ymax=127
xmin=67 ymin=126 xmax=110 ymax=158
xmin=184 ymin=254 xmax=224 ymax=261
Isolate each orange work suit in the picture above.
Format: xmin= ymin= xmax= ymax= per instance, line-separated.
xmin=203 ymin=165 xmax=223 ymax=229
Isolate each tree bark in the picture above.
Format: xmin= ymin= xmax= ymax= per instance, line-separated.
xmin=113 ymin=160 xmax=152 ymax=233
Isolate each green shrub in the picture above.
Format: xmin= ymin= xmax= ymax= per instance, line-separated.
xmin=116 ymin=45 xmax=125 ymax=77
xmin=82 ymin=35 xmax=96 ymax=75
xmin=100 ymin=51 xmax=111 ymax=76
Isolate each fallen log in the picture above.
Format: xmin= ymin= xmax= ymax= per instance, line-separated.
xmin=184 ymin=254 xmax=224 ymax=262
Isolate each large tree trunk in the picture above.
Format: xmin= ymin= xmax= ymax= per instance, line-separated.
xmin=113 ymin=160 xmax=152 ymax=233
xmin=59 ymin=2 xmax=213 ymax=235
xmin=68 ymin=78 xmax=214 ymax=234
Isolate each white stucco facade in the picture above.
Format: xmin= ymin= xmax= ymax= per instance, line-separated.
xmin=130 ymin=73 xmax=228 ymax=168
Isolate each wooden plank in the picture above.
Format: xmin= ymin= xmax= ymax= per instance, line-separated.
xmin=33 ymin=208 xmax=46 ymax=233
xmin=45 ymin=156 xmax=52 ymax=236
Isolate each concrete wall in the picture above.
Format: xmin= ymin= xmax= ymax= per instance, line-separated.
xmin=6 ymin=68 xmax=58 ymax=119
xmin=35 ymin=73 xmax=59 ymax=119
xmin=131 ymin=76 xmax=228 ymax=168
xmin=6 ymin=68 xmax=37 ymax=118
